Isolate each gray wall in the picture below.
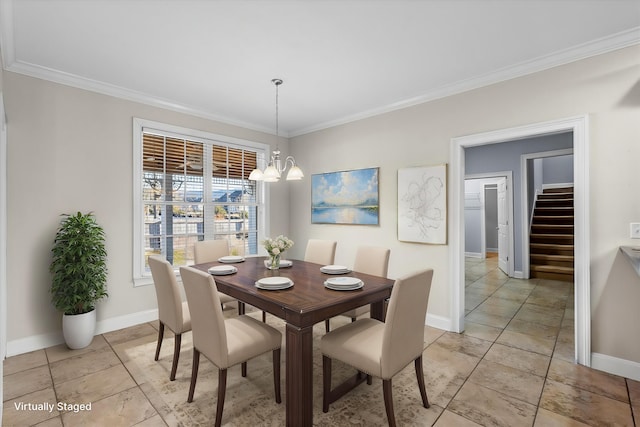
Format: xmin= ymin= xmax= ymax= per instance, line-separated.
xmin=543 ymin=155 xmax=574 ymax=185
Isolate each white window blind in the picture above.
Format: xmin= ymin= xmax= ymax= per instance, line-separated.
xmin=133 ymin=119 xmax=267 ymax=285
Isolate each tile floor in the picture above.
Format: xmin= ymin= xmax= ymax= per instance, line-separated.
xmin=3 ymin=257 xmax=639 ymax=426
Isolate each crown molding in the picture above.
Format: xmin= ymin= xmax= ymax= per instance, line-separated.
xmin=289 ymin=27 xmax=640 ymax=137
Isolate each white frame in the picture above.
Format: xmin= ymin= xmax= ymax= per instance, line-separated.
xmin=132 ymin=118 xmax=270 ymax=286
xmin=464 ymin=172 xmax=514 ymax=277
xmin=449 ymin=115 xmax=590 ymax=366
xmin=0 ymin=93 xmax=7 ymax=417
xmin=520 ymin=148 xmax=574 ymax=279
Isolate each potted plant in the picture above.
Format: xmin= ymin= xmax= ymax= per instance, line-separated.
xmin=50 ymin=212 xmax=108 ymax=349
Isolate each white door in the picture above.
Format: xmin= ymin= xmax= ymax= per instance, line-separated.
xmin=497 ymin=177 xmax=509 ymax=275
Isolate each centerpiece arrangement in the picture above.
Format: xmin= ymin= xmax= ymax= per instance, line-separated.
xmin=263 ymin=235 xmax=294 ymax=270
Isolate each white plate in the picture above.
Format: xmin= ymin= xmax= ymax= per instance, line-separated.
xmin=324 ymin=281 xmax=364 ymax=291
xmin=264 ymin=259 xmax=293 ymax=268
xmin=320 ymin=265 xmax=351 ymax=274
xmin=255 ymin=277 xmax=294 ymax=290
xmin=218 ymin=255 xmax=245 ymax=263
xmin=208 ymin=265 xmax=237 ymax=275
xmin=325 ymin=277 xmax=362 ymax=287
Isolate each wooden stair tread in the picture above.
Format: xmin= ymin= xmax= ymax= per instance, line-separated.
xmin=530 ymin=233 xmax=573 ymax=240
xmin=543 ymin=187 xmax=574 ymax=193
xmin=539 ymin=192 xmax=574 ymax=198
xmin=532 ymin=215 xmax=574 ymax=221
xmin=531 ymin=224 xmax=574 ymax=229
xmin=534 ymin=207 xmax=574 ymax=211
xmin=530 ymin=254 xmax=574 ymax=261
xmin=531 ymin=243 xmax=574 ymax=249
xmin=530 ymin=265 xmax=574 ymax=273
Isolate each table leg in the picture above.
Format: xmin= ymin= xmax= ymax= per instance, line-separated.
xmin=370 ymin=299 xmax=386 ymax=321
xmin=286 ymin=323 xmax=314 ymax=427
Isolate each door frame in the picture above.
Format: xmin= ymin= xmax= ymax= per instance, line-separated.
xmin=465 ymin=173 xmax=514 ymax=276
xmin=0 ymin=93 xmax=7 ymax=416
xmin=449 ymin=115 xmax=590 ymax=367
xmin=520 ymin=148 xmax=574 ymax=279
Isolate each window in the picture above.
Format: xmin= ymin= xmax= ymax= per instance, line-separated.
xmin=133 ymin=119 xmax=267 ymax=285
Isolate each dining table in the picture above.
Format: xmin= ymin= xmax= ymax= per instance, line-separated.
xmin=192 ymin=256 xmax=395 ymax=427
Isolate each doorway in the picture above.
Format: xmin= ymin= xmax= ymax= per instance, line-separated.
xmin=449 ymin=115 xmax=590 ymax=366
xmin=464 ymin=173 xmax=513 ymax=277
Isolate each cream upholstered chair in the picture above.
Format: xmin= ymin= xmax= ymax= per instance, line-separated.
xmin=148 ymin=255 xmax=192 ymax=381
xmin=304 ymin=239 xmax=337 ymax=265
xmin=180 ymin=266 xmax=282 ymax=427
xmin=193 ymin=239 xmax=229 ymax=264
xmin=321 ymin=269 xmax=434 ymax=427
xmin=193 ymin=239 xmax=244 ymax=315
xmin=325 ymin=246 xmax=390 ymax=332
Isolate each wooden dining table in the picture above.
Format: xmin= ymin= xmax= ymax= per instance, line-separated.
xmin=192 ymin=256 xmax=395 ymax=427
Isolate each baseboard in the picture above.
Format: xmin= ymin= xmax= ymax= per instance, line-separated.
xmin=6 ymin=331 xmax=64 ymax=357
xmin=591 ymin=352 xmax=640 ymax=382
xmin=94 ymin=308 xmax=158 ymax=335
xmin=465 ymin=252 xmax=482 ymax=258
xmin=6 ymin=308 xmax=159 ymax=357
xmin=513 ymin=270 xmax=524 ymax=279
xmin=426 ymin=312 xmax=451 ymax=331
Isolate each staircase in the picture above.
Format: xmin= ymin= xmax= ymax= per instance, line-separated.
xmin=529 ymin=186 xmax=574 ymax=282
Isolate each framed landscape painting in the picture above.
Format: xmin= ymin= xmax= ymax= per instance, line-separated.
xmin=312 ymin=167 xmax=379 ymax=225
xmin=398 ymin=164 xmax=447 ymax=244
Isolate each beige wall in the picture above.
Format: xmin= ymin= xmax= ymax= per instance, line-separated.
xmin=289 ymin=45 xmax=640 ymax=364
xmin=3 ymin=72 xmax=291 ymax=345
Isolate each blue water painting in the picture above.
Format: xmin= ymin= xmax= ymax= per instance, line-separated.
xmin=311 ymin=167 xmax=379 ymax=225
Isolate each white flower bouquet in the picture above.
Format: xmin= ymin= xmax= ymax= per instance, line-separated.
xmin=262 ymin=235 xmax=294 ymax=269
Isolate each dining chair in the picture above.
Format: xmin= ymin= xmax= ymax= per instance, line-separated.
xmin=180 ymin=266 xmax=282 ymax=427
xmin=148 ymin=255 xmax=192 ymax=381
xmin=304 ymin=239 xmax=337 ymax=265
xmin=321 ymin=268 xmax=434 ymax=427
xmin=325 ymin=245 xmax=390 ymax=332
xmin=193 ymin=239 xmax=245 ymax=315
xmin=193 ymin=239 xmax=229 ymax=264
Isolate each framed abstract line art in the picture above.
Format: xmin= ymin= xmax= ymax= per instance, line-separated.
xmin=311 ymin=167 xmax=379 ymax=225
xmin=398 ymin=164 xmax=447 ymax=244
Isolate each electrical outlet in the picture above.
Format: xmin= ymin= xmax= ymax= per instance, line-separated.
xmin=631 ymin=223 xmax=640 ymax=239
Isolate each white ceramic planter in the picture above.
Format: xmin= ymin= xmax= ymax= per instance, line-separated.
xmin=62 ymin=309 xmax=96 ymax=349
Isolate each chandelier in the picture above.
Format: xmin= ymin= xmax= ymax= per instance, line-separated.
xmin=249 ymin=79 xmax=304 ymax=182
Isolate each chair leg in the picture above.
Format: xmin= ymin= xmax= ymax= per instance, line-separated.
xmin=383 ymin=379 xmax=397 ymax=427
xmin=238 ymin=301 xmax=245 ymax=315
xmin=414 ymin=356 xmax=430 ymax=408
xmin=351 ymin=317 xmax=357 ymax=322
xmin=187 ymin=349 xmax=200 ymax=403
xmin=273 ymin=348 xmax=282 ymax=403
xmin=241 ymin=361 xmax=247 ymax=377
xmin=170 ymin=333 xmax=182 ymax=381
xmin=325 ymin=319 xmax=330 ymax=333
xmin=322 ymin=355 xmax=332 ymax=413
xmin=215 ymin=369 xmax=228 ymax=427
xmin=262 ymin=311 xmax=267 ymax=322
xmin=154 ymin=322 xmax=164 ymax=361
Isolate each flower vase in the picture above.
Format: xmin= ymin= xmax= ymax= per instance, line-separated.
xmin=269 ymin=253 xmax=281 ymax=270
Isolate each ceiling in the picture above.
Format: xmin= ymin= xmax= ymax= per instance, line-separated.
xmin=1 ymin=1 xmax=639 ymax=137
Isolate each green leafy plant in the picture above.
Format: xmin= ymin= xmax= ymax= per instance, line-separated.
xmin=50 ymin=212 xmax=108 ymax=315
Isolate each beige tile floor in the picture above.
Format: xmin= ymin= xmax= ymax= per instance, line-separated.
xmin=3 ymin=256 xmax=639 ymax=426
